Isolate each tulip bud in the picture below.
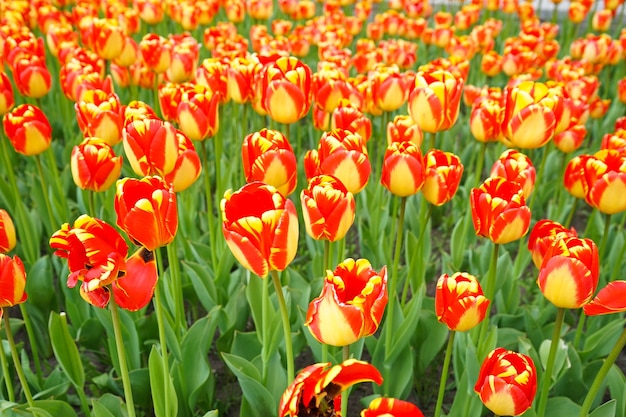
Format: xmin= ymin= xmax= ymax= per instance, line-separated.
xmin=71 ymin=137 xmax=123 ymax=192
xmin=0 ymin=254 xmax=28 ymax=307
xmin=436 ymin=272 xmax=489 ymax=331
xmin=0 ymin=210 xmax=17 ymax=254
xmin=3 ymin=104 xmax=52 ymax=156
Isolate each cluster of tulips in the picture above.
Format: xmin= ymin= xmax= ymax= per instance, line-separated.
xmin=0 ymin=0 xmax=626 ymax=416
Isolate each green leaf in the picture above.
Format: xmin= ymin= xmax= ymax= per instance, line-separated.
xmin=19 ymin=400 xmax=78 ymax=417
xmin=202 ymin=411 xmax=218 ymax=417
xmin=546 ymin=396 xmax=581 ymax=414
xmin=91 ymin=394 xmax=125 ymax=417
xmin=92 ymin=401 xmax=117 ymax=417
xmin=385 ymin=285 xmax=423 ymax=363
xmin=148 ymin=346 xmax=178 ymax=417
xmin=539 ymin=338 xmax=570 ymax=383
xmin=48 ymin=312 xmax=84 ymax=389
xmin=221 ymin=352 xmax=276 ymax=417
xmin=589 ymin=400 xmax=617 ymax=417
xmin=182 ymin=261 xmax=219 ymax=312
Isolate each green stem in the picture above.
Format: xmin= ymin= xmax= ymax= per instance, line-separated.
xmin=261 ymin=273 xmax=270 ymax=384
xmin=434 ymin=330 xmax=456 ymax=417
xmin=476 ymin=243 xmax=500 ymax=354
xmin=536 ymin=308 xmax=566 ymax=417
xmin=341 ymin=345 xmax=350 ymax=417
xmin=2 ymin=308 xmax=34 ymax=407
xmin=579 ymin=327 xmax=626 ymax=417
xmin=45 ymin=147 xmax=67 ymax=220
xmin=321 ymin=240 xmax=331 ymax=364
xmin=0 ymin=322 xmax=15 ymax=402
xmin=166 ymin=240 xmax=185 ymax=335
xmin=599 ymin=214 xmax=611 ymax=261
xmin=564 ymin=198 xmax=579 ymax=229
xmin=34 ymin=154 xmax=57 ymax=235
xmin=573 ymin=312 xmax=586 ymax=350
xmin=108 ymin=300 xmax=136 ymax=417
xmin=201 ymin=141 xmax=219 ymax=272
xmin=401 ymin=203 xmax=432 ymax=306
xmin=213 ymin=121 xmax=223 ymax=212
xmin=87 ymin=189 xmax=96 ymax=218
xmin=385 ymin=197 xmax=407 ymax=358
xmin=153 ymin=74 xmax=161 ymax=119
xmin=528 ymin=142 xmax=552 ymax=213
xmin=474 ymin=141 xmax=487 ymax=188
xmin=429 ymin=132 xmax=436 ymax=151
xmin=270 ymin=270 xmax=294 ymax=383
xmin=153 ymin=250 xmax=170 ymax=417
xmin=18 ymin=304 xmax=42 ymax=383
xmin=583 ymin=209 xmax=597 ymax=238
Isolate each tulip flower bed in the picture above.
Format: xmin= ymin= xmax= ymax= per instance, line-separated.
xmin=1 ymin=0 xmax=626 ymax=416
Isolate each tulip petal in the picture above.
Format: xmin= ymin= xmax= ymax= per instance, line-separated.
xmin=584 ymin=281 xmax=626 ymax=316
xmin=112 ymin=247 xmax=158 ymax=311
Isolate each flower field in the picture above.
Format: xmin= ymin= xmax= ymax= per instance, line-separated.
xmin=0 ymin=0 xmax=626 ymax=416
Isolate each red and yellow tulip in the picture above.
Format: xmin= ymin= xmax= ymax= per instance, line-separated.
xmin=584 ymin=281 xmax=626 ymax=316
xmin=582 ymin=150 xmax=626 ymax=214
xmin=380 ymin=141 xmax=425 ymax=197
xmin=306 ymin=258 xmax=387 ymax=346
xmin=422 ymin=149 xmax=464 ymax=206
xmin=122 ymin=117 xmax=179 ymax=177
xmin=361 ymin=397 xmax=424 ymax=417
xmin=436 ymin=272 xmax=489 ymax=332
xmin=0 ymin=210 xmax=16 ymax=254
xmin=2 ymin=104 xmax=52 ymax=156
xmin=490 ymin=149 xmax=536 ymax=200
xmin=71 ymin=137 xmax=123 ymax=192
xmin=0 ymin=254 xmax=27 ymax=307
xmin=528 ymin=220 xmax=578 ymax=269
xmin=75 ymin=90 xmax=124 ymax=146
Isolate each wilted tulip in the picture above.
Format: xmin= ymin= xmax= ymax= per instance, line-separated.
xmin=470 ymin=177 xmax=531 ymax=244
xmin=115 ymin=176 xmax=178 ymax=251
xmin=242 ymin=129 xmax=297 ymax=197
xmin=221 ymin=182 xmax=298 ymax=278
xmin=301 ymin=175 xmax=356 ymax=242
xmin=475 ymin=348 xmax=537 ymax=416
xmin=71 ymin=137 xmax=123 ymax=192
xmin=306 ymin=258 xmax=387 ymax=346
xmin=537 ymin=236 xmax=599 ymax=309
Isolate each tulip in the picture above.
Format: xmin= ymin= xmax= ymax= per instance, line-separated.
xmin=167 ymin=35 xmax=200 ymax=84
xmin=115 ymin=176 xmax=178 ymax=251
xmin=436 ymin=272 xmax=489 ymax=332
xmin=601 ymin=129 xmax=626 ymax=154
xmin=0 ymin=254 xmax=27 ymax=307
xmin=111 ymin=247 xmax=158 ymax=311
xmin=564 ymin=155 xmax=592 ymax=199
xmin=0 ymin=72 xmax=15 ymax=115
xmin=475 ymin=348 xmax=537 ymax=416
xmin=528 ymin=220 xmax=578 ymax=269
xmin=361 ymin=398 xmax=424 ymax=417
xmin=75 ymin=90 xmax=124 ymax=146
xmin=618 ymin=77 xmax=626 ymax=105
xmin=380 ymin=141 xmax=425 ymax=197
xmin=71 ymin=137 xmax=123 ymax=192
xmin=163 ymin=131 xmax=202 ymax=192
xmin=331 ymin=101 xmax=372 ymax=143
xmin=313 ymin=67 xmax=362 ymax=114
xmin=537 ymin=236 xmax=599 ymax=309
xmin=470 ymin=177 xmax=531 ymax=245
xmin=300 ymin=175 xmax=356 ymax=242
xmin=582 ymin=150 xmax=626 ymax=214
xmin=304 ymin=129 xmax=371 ymax=194
xmin=11 ymin=56 xmax=52 ymax=99
xmin=221 ymin=182 xmax=298 ymax=278
xmin=582 ymin=280 xmax=626 ymax=316
xmin=469 ymin=97 xmax=503 ymax=143
xmin=88 ymin=18 xmax=125 ymax=61
xmin=369 ymin=65 xmax=411 ymax=112
xmin=422 ymin=149 xmax=464 ymax=206
xmin=306 ymin=258 xmax=387 ymax=346
xmin=242 ymin=129 xmax=297 ymax=197
xmin=490 ymin=149 xmax=536 ymax=200
xmin=501 ymin=81 xmax=558 ymax=149
xmin=50 ymin=215 xmax=128 ymax=298
xmin=122 ymin=117 xmax=179 ymax=178
xmin=408 ymin=69 xmax=464 ymax=133
xmin=259 ymin=56 xmax=313 ymax=124
xmin=195 ymin=58 xmax=228 ymax=102
xmin=227 ymin=56 xmax=260 ymax=104
xmin=139 ymin=33 xmax=172 ymax=74
xmin=2 ymin=104 xmax=52 ymax=156
xmin=134 ymin=0 xmax=164 ymax=25
xmin=387 ymin=115 xmax=423 ymax=147
xmin=177 ymin=84 xmax=220 ymax=141
xmin=279 ymin=360 xmax=383 ymax=417
xmin=553 ymin=124 xmax=587 ymax=154
xmin=158 ymin=82 xmax=185 ymax=123
xmin=0 ymin=210 xmax=16 ymax=254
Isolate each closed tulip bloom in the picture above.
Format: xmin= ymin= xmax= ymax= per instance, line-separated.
xmin=584 ymin=281 xmax=626 ymax=316
xmin=422 ymin=149 xmax=464 ymax=206
xmin=12 ymin=56 xmax=52 ymax=99
xmin=381 ymin=141 xmax=425 ymax=197
xmin=88 ymin=18 xmax=125 ymax=60
xmin=221 ymin=182 xmax=298 ymax=278
xmin=139 ymin=33 xmax=172 ymax=74
xmin=163 ymin=131 xmax=202 ymax=192
xmin=3 ymin=104 xmax=52 ymax=156
xmin=554 ymin=124 xmax=587 ymax=154
xmin=260 ymin=56 xmax=313 ymax=124
xmin=490 ymin=149 xmax=536 ymax=200
xmin=247 ymin=0 xmax=273 ymax=20
xmin=0 ymin=254 xmax=27 ymax=307
xmin=618 ymin=78 xmax=626 ymax=105
xmin=50 ymin=215 xmax=128 ymax=296
xmin=470 ymin=177 xmax=531 ymax=244
xmin=304 ymin=129 xmax=371 ymax=194
xmin=123 ymin=117 xmax=179 ymax=177
xmin=436 ymin=272 xmax=489 ymax=332
xmin=158 ymin=82 xmax=185 ymax=123
xmin=242 ymin=129 xmax=297 ymax=197
xmin=279 ymin=360 xmax=383 ymax=417
xmin=564 ymin=155 xmax=592 ymax=199
xmin=177 ymin=84 xmax=220 ymax=141
xmin=583 ymin=150 xmax=626 ymax=214
xmin=75 ymin=90 xmax=124 ymax=146
xmin=115 ymin=176 xmax=178 ymax=251
xmin=0 ymin=72 xmax=15 ymax=115
xmin=470 ymin=97 xmax=503 ymax=143
xmin=369 ymin=65 xmax=411 ymax=112
xmin=501 ymin=81 xmax=558 ymax=149
xmin=301 ymin=175 xmax=356 ymax=242
xmin=331 ymin=101 xmax=372 ymax=143
xmin=408 ymin=69 xmax=464 ymax=133
xmin=528 ymin=220 xmax=578 ymax=268
xmin=475 ymin=348 xmax=537 ymax=417
xmin=386 ymin=115 xmax=422 ymax=148
xmin=537 ymin=236 xmax=599 ymax=309
xmin=71 ymin=137 xmax=123 ymax=192
xmin=0 ymin=210 xmax=16 ymax=254
xmin=361 ymin=398 xmax=424 ymax=417
xmin=134 ymin=0 xmax=164 ymax=25
xmin=306 ymin=258 xmax=387 ymax=346
xmin=167 ymin=37 xmax=200 ymax=84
